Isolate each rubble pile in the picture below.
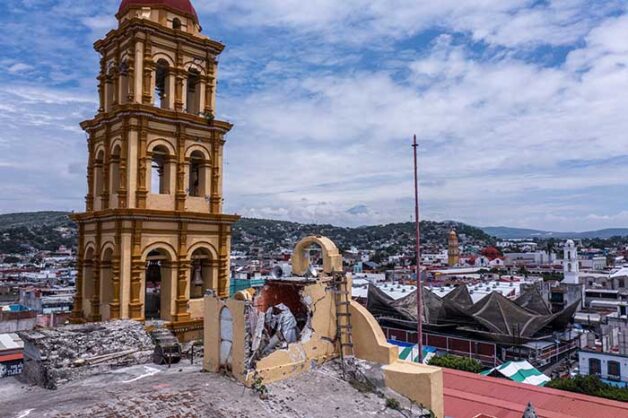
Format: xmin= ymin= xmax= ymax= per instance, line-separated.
xmin=19 ymin=320 xmax=155 ymax=389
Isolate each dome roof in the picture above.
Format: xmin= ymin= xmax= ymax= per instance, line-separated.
xmin=118 ymin=0 xmax=199 ymax=23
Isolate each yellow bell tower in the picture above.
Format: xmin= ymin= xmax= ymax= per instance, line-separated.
xmin=70 ymin=0 xmax=239 ymax=338
xmin=448 ymin=229 xmax=460 ymax=267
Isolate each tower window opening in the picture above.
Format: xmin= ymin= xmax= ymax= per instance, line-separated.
xmin=186 ymin=69 xmax=201 ymax=115
xmin=190 ymin=248 xmax=213 ymax=299
xmin=173 ymin=18 xmax=182 ymax=30
xmin=155 ymin=59 xmax=170 ymax=109
xmin=150 ymin=146 xmax=171 ymax=194
xmin=188 ymin=151 xmax=206 ymax=197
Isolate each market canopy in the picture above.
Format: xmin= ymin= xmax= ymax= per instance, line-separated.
xmin=481 ymin=360 xmax=551 ymax=386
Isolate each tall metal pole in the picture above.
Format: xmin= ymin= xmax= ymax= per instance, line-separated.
xmin=413 ymin=135 xmax=423 ymax=363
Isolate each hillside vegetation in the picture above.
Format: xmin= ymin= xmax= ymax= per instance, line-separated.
xmin=0 ymin=212 xmax=493 ymax=255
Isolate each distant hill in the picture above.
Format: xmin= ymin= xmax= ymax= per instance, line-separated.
xmin=232 ymin=218 xmax=494 ymax=254
xmin=0 ymin=212 xmax=76 ymax=255
xmin=0 ymin=211 xmax=74 ymax=230
xmin=0 ymin=212 xmax=493 ymax=255
xmin=482 ymin=226 xmax=628 ymax=240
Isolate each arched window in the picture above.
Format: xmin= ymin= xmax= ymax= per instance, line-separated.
xmin=145 ymin=248 xmax=174 ymax=321
xmin=155 ymin=59 xmax=170 ymax=109
xmin=190 ymin=248 xmax=214 ymax=299
xmin=110 ymin=145 xmax=121 ymax=204
xmin=150 ymin=145 xmax=171 ymax=194
xmin=186 ymin=69 xmax=201 ymax=115
xmin=172 ymin=18 xmax=182 ymax=30
xmin=188 ymin=150 xmax=207 ymax=197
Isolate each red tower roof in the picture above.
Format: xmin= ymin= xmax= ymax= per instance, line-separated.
xmin=118 ymin=0 xmax=199 ymax=23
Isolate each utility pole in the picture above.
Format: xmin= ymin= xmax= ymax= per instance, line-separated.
xmin=413 ymin=135 xmax=423 ymax=363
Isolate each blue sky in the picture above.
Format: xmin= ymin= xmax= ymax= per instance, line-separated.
xmin=0 ymin=0 xmax=627 ymax=231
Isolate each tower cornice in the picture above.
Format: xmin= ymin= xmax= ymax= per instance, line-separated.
xmin=71 ymin=208 xmax=240 ymax=225
xmin=94 ymin=18 xmax=225 ymax=56
xmin=80 ymin=104 xmax=233 ymax=135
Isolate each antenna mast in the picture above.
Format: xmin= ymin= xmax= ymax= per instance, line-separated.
xmin=413 ymin=135 xmax=424 ymax=363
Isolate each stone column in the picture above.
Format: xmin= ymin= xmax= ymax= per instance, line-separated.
xmin=89 ymin=259 xmax=102 ymax=322
xmin=85 ymin=135 xmax=95 ymax=212
xmin=112 ymin=66 xmax=119 ymax=108
xmin=210 ymin=135 xmax=222 ymax=214
xmin=102 ymin=132 xmax=111 ymax=210
xmin=136 ymin=118 xmax=148 ymax=208
xmin=142 ymin=34 xmax=153 ymax=105
xmin=175 ymin=71 xmax=184 ymax=112
xmin=97 ymin=55 xmax=105 ymax=113
xmin=175 ymin=260 xmax=191 ymax=321
xmin=217 ymin=225 xmax=229 ymax=298
xmin=175 ymin=126 xmax=186 ymax=212
xmin=129 ymin=222 xmax=144 ymax=320
xmin=175 ymin=222 xmax=190 ymax=321
xmin=204 ymin=79 xmax=212 ymax=116
xmin=118 ymin=122 xmax=129 ymax=208
xmin=71 ymin=223 xmax=85 ymax=323
xmin=110 ymin=237 xmax=121 ymax=320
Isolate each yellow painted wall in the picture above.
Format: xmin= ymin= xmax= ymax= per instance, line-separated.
xmin=383 ymin=361 xmax=444 ymax=418
xmin=350 ymin=301 xmax=398 ymax=365
xmin=203 ymin=296 xmax=248 ymax=380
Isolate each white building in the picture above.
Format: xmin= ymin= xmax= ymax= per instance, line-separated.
xmin=563 ymin=240 xmax=580 ymax=285
xmin=579 ymin=351 xmax=628 ymax=385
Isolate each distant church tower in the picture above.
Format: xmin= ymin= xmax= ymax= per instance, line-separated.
xmin=563 ymin=240 xmax=580 ymax=284
xmin=448 ymin=229 xmax=460 ymax=267
xmin=70 ymin=0 xmax=239 ymax=338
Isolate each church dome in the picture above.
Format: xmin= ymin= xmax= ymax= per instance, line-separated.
xmin=118 ymin=0 xmax=199 ymax=23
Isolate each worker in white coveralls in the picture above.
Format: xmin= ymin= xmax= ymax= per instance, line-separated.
xmin=261 ymin=304 xmax=299 ymax=356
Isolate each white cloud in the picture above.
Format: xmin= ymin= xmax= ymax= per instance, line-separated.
xmin=6 ymin=62 xmax=35 ymax=74
xmin=222 ymin=13 xmax=628 ymax=230
xmin=1 ymin=1 xmax=626 ymax=232
xmin=197 ymin=0 xmax=624 ymax=47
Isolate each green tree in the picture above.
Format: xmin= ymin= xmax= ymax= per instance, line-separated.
xmin=428 ymin=355 xmax=483 ymax=373
xmin=547 ymin=375 xmax=628 ymax=402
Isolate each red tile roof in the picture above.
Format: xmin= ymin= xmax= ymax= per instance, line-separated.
xmin=444 ymin=369 xmax=628 ymax=418
xmin=118 ymin=0 xmax=199 ymax=23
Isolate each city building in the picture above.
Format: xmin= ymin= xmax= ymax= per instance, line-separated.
xmin=0 ymin=333 xmax=23 ymax=378
xmin=579 ymin=350 xmax=628 ymax=387
xmin=70 ymin=0 xmax=239 ymax=339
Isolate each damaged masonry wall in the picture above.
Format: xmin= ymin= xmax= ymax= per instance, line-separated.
xmin=204 ymin=278 xmax=339 ymax=385
xmin=204 ymin=234 xmax=444 ymax=417
xmin=19 ymin=320 xmax=155 ymax=389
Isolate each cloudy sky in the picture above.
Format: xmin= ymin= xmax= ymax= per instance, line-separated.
xmin=0 ymin=0 xmax=626 ymax=231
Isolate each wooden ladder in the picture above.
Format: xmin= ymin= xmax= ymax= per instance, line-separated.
xmin=334 ymin=273 xmax=354 ymax=373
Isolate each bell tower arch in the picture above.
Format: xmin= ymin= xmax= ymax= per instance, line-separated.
xmin=71 ymin=0 xmax=239 ymax=339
